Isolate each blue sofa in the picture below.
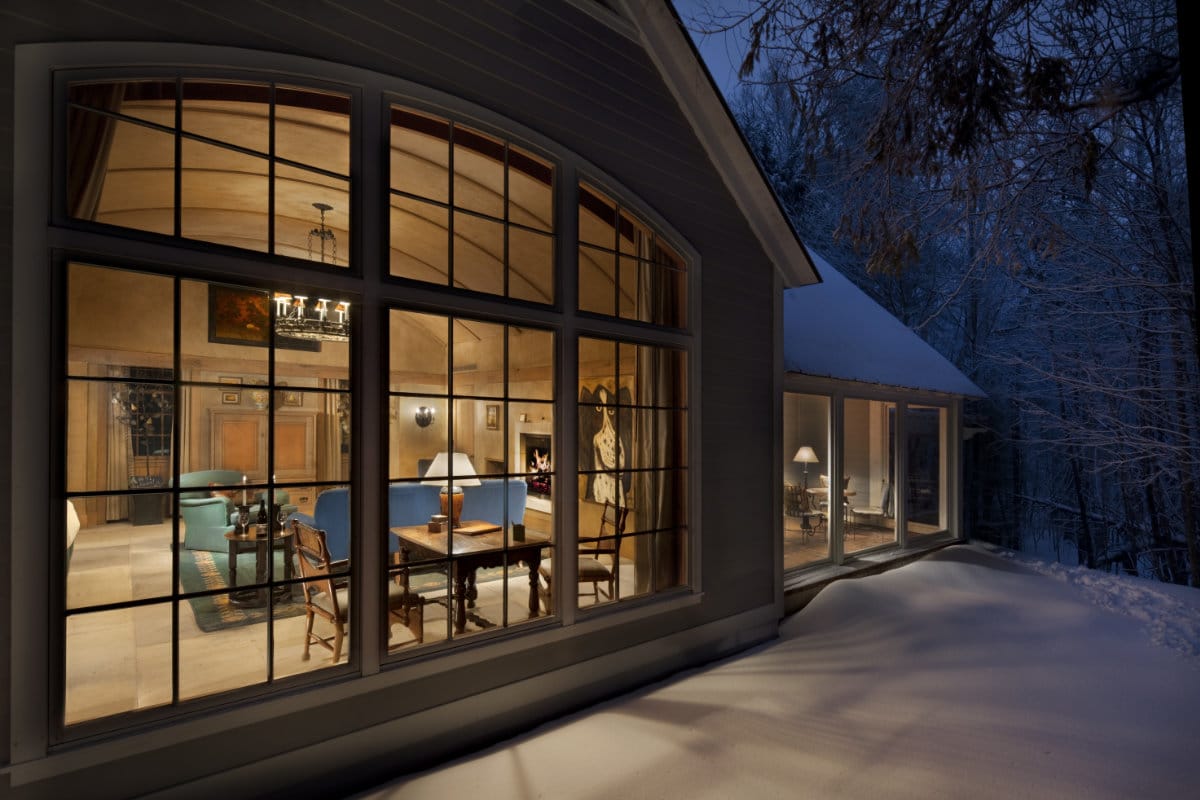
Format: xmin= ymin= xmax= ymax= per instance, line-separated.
xmin=293 ymin=479 xmax=528 ymax=563
xmin=173 ymin=470 xmax=294 ymax=552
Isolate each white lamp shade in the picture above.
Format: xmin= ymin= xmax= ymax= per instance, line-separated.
xmin=793 ymin=446 xmax=819 ymax=464
xmin=66 ymin=499 xmax=80 ymax=550
xmin=421 ymin=451 xmax=482 ymax=488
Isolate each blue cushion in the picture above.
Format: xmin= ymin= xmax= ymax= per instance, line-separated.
xmin=292 ymin=480 xmax=530 ymax=562
xmin=461 ymin=479 xmax=527 ymax=527
xmin=387 ymin=483 xmax=442 ymax=528
xmin=306 ymin=487 xmax=352 ymax=563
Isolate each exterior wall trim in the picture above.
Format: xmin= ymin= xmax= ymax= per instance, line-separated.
xmin=785 ymin=372 xmax=965 ymax=407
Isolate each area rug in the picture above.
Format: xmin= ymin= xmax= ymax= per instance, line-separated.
xmin=179 ymin=550 xmax=303 ymax=633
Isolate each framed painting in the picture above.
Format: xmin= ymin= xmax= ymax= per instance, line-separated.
xmin=486 ymin=404 xmax=499 ymax=430
xmin=208 ymin=285 xmax=320 ymax=351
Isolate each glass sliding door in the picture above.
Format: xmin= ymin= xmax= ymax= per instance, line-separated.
xmin=782 ymin=392 xmax=831 ymax=569
xmin=843 ymin=397 xmax=897 ymax=555
xmin=906 ymin=405 xmax=949 ymax=540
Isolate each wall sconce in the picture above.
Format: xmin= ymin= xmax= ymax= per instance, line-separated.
xmin=414 ymin=406 xmax=435 ymax=428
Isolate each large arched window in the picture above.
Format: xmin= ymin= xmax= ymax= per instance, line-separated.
xmin=49 ymin=57 xmax=694 ymax=738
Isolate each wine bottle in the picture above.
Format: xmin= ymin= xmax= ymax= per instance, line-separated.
xmin=256 ymin=501 xmax=268 ymax=537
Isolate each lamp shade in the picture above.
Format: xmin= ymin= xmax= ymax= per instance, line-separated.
xmin=421 ymin=452 xmax=482 ymax=489
xmin=793 ymin=446 xmax=819 ymax=464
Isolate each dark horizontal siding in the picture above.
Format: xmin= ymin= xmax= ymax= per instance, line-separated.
xmin=1 ymin=1 xmax=741 ymax=250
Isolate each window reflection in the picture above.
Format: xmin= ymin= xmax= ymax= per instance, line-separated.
xmin=907 ymin=405 xmax=949 ymax=539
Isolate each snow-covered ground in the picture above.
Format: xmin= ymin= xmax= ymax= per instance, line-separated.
xmin=354 ymin=544 xmax=1200 ymax=799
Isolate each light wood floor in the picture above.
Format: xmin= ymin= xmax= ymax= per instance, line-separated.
xmin=783 ymin=514 xmax=944 ymax=570
xmin=63 ymin=514 xmax=629 ymax=726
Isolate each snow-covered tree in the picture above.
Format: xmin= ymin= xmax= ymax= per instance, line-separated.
xmin=690 ymin=0 xmax=1197 ymax=585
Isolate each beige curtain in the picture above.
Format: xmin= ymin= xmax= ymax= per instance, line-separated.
xmin=177 ymin=368 xmax=192 ymax=474
xmin=631 ymin=235 xmax=684 ymax=594
xmin=320 ymin=378 xmax=344 ymax=481
xmin=106 ymin=365 xmax=130 ymax=521
xmin=67 ymin=84 xmax=124 ymax=220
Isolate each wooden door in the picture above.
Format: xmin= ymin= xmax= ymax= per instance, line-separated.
xmin=210 ymin=410 xmax=317 ymax=481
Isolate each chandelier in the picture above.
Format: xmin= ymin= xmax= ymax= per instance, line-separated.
xmin=274 ymin=293 xmax=350 ymax=342
xmin=274 ymin=202 xmax=350 ymax=342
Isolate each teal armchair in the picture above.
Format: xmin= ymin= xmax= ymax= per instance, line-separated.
xmin=172 ymin=470 xmax=294 ymax=551
xmin=178 ymin=495 xmax=236 ymax=552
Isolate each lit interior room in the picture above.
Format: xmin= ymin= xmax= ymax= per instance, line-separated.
xmin=61 ymin=78 xmax=687 ymax=726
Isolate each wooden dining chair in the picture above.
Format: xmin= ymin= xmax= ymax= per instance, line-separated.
xmin=292 ymin=520 xmax=424 ymax=663
xmin=538 ymin=500 xmax=629 ymax=609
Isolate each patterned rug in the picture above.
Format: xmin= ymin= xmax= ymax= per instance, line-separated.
xmin=179 ymin=549 xmax=303 ymax=632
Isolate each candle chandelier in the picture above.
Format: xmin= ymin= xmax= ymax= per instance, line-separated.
xmin=274 ymin=293 xmax=350 ymax=342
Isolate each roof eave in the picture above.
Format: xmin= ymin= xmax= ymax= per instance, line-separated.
xmin=620 ymin=1 xmax=820 ymax=287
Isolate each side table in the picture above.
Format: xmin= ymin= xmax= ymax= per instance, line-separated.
xmin=224 ymin=527 xmax=296 ymax=608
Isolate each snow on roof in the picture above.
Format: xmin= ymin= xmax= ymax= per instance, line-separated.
xmin=785 ymin=249 xmax=985 ymax=397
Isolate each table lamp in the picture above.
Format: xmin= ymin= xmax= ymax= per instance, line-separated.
xmin=793 ymin=445 xmax=819 ymax=491
xmin=421 ymin=452 xmax=482 ymax=528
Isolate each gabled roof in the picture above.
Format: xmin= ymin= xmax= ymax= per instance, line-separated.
xmin=785 ymin=250 xmax=986 ymax=397
xmin=615 ymin=1 xmax=820 ymax=287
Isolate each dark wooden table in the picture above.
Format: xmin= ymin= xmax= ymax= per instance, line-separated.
xmin=224 ymin=527 xmax=295 ymax=608
xmin=390 ymin=521 xmax=550 ymax=633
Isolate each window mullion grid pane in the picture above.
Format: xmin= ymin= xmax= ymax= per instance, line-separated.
xmin=173 ymin=77 xmax=182 ymax=237
xmin=447 ymin=122 xmax=457 ymax=289
xmin=171 ymin=276 xmax=182 ymax=705
xmin=503 ymin=143 xmax=511 ymax=299
xmin=611 ymin=202 xmax=621 ymax=322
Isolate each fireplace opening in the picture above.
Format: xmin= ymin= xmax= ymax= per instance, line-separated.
xmin=522 ymin=433 xmax=551 ymax=497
